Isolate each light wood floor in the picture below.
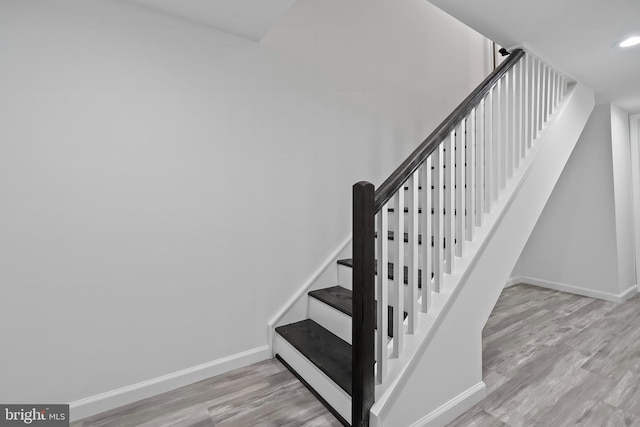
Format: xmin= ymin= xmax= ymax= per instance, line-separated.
xmin=74 ymin=284 xmax=640 ymax=426
xmin=71 ymin=359 xmax=343 ymax=427
xmin=450 ymin=284 xmax=640 ymax=426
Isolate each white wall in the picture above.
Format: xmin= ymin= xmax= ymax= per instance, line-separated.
xmin=610 ymin=104 xmax=636 ymax=292
xmin=0 ymin=0 xmax=490 ymax=411
xmin=513 ymin=104 xmax=637 ymax=299
xmin=261 ymin=0 xmax=493 ymax=155
xmin=630 ymin=114 xmax=640 ymax=294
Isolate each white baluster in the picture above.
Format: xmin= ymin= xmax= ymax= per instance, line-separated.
xmin=543 ymin=63 xmax=548 ymax=126
xmin=432 ymin=145 xmax=444 ymax=291
xmin=455 ymin=120 xmax=465 ymax=257
xmin=541 ymin=62 xmax=546 ymax=127
xmin=547 ymin=66 xmax=553 ymax=119
xmin=466 ymin=110 xmax=476 ymax=241
xmin=485 ymin=88 xmax=494 ymax=213
xmin=444 ymin=132 xmax=455 ymax=274
xmin=516 ymin=59 xmax=524 ymax=164
xmin=532 ymin=59 xmax=538 ymax=138
xmin=420 ymin=159 xmax=432 ymax=312
xmin=508 ymin=66 xmax=514 ymax=176
xmin=547 ymin=66 xmax=552 ymax=120
xmin=498 ymin=75 xmax=506 ymax=192
xmin=475 ymin=100 xmax=485 ymax=226
xmin=533 ymin=59 xmax=542 ymax=139
xmin=406 ymin=172 xmax=419 ymax=334
xmin=392 ymin=190 xmax=404 ymax=358
xmin=551 ymin=71 xmax=557 ymax=113
xmin=376 ymin=205 xmax=389 ymax=383
xmin=543 ymin=64 xmax=549 ymax=125
xmin=529 ymin=56 xmax=536 ymax=143
xmin=493 ymin=82 xmax=501 ymax=201
xmin=512 ymin=63 xmax=519 ymax=169
xmin=511 ymin=66 xmax=517 ymax=175
xmin=544 ymin=64 xmax=551 ymax=123
xmin=524 ymin=54 xmax=531 ymax=150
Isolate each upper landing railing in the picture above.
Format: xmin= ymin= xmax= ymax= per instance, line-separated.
xmin=351 ymin=49 xmax=570 ymax=426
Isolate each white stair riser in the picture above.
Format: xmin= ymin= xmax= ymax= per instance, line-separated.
xmin=274 ymin=335 xmax=352 ymax=424
xmin=339 ymin=261 xmax=422 ymax=296
xmin=338 ymin=264 xmax=352 ymax=290
xmin=308 ymin=297 xmax=352 ymax=345
xmin=307 ymin=297 xmax=403 ymax=365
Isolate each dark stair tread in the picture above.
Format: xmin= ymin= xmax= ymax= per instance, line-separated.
xmin=276 ymin=319 xmax=352 ymax=396
xmin=337 ymin=258 xmax=353 ymax=267
xmin=308 ymin=286 xmax=407 ymax=338
xmin=337 ymin=258 xmax=423 ymax=287
xmin=308 ymin=286 xmax=352 ymax=317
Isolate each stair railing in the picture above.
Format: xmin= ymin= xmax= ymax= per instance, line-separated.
xmin=351 ymin=48 xmax=569 ymax=426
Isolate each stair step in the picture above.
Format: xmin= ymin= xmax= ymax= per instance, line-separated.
xmin=337 ymin=259 xmax=423 ymax=287
xmin=276 ymin=319 xmax=352 ymax=396
xmin=309 ymin=286 xmax=352 ymax=316
xmin=308 ymin=286 xmax=407 ymax=337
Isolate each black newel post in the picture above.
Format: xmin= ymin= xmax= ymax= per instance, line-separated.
xmin=352 ymin=181 xmax=375 ymax=427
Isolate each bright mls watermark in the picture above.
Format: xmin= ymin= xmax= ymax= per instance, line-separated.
xmin=0 ymin=405 xmax=68 ymax=426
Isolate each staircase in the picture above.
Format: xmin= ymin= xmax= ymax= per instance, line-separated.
xmin=270 ymin=49 xmax=595 ymax=426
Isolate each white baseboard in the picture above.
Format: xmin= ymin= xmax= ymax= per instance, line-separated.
xmin=511 ymin=276 xmax=639 ymax=303
xmin=69 ymin=345 xmax=269 ymax=422
xmin=618 ymin=284 xmax=639 ymax=302
xmin=504 ymin=278 xmax=521 ymax=288
xmin=408 ymin=382 xmax=486 ymax=427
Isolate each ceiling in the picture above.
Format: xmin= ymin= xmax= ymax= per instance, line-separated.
xmin=428 ymin=0 xmax=640 ymax=113
xmin=125 ymin=0 xmax=298 ymax=41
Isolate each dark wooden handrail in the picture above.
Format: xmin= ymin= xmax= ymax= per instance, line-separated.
xmin=351 ymin=49 xmax=526 ymax=427
xmin=374 ymin=48 xmax=525 ymax=212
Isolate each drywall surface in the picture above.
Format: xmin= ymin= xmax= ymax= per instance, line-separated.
xmin=610 ymin=104 xmax=636 ymax=292
xmin=261 ymin=0 xmax=493 ymax=170
xmin=376 ymin=84 xmax=594 ymax=427
xmin=0 ymin=0 xmax=490 ymax=411
xmin=515 ymin=105 xmax=621 ymax=295
xmin=630 ymin=114 xmax=640 ymax=295
xmin=127 ymin=0 xmax=298 ymax=41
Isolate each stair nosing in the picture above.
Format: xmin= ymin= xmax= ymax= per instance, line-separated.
xmin=308 ymin=286 xmax=352 ymax=317
xmin=275 ymin=319 xmax=353 ymax=396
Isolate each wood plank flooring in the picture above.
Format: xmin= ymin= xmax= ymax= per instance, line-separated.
xmin=449 ymin=283 xmax=640 ymax=427
xmin=74 ymin=283 xmax=640 ymax=426
xmin=71 ymin=359 xmax=342 ymax=427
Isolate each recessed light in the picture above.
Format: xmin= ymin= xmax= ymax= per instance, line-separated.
xmin=620 ymin=36 xmax=640 ymax=48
